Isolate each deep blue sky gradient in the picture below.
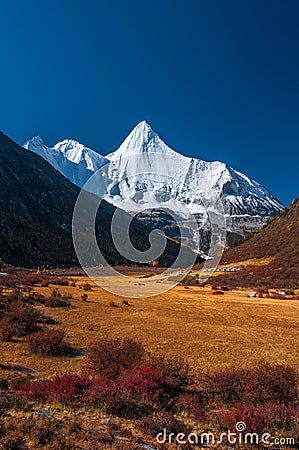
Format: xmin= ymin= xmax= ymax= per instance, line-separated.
xmin=1 ymin=0 xmax=298 ymax=205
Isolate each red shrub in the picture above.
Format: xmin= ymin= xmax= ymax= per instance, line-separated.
xmin=20 ymin=374 xmax=92 ymax=405
xmin=0 ymin=275 xmax=19 ymax=288
xmin=1 ymin=301 xmax=41 ymax=338
xmin=86 ymin=337 xmax=145 ymax=378
xmin=82 ymin=368 xmax=163 ymax=415
xmin=21 ymin=369 xmax=158 ymax=416
xmin=28 ymin=329 xmax=68 ymax=356
xmin=48 ymin=374 xmax=92 ymax=405
xmin=216 ymin=402 xmax=298 ymax=433
xmin=19 ymin=379 xmax=51 ymax=402
xmin=43 ymin=297 xmax=71 ymax=308
xmin=21 ymin=275 xmax=43 ymax=286
xmin=202 ymin=362 xmax=298 ymax=406
xmin=149 ymin=355 xmax=190 ymax=396
xmin=0 ymin=316 xmax=15 ymax=341
xmin=84 ymin=376 xmax=151 ymax=418
xmin=176 ymin=393 xmax=208 ymax=421
xmin=50 ymin=278 xmax=69 ymax=286
xmin=122 ymin=366 xmax=167 ymax=401
xmin=83 ymin=376 xmax=123 ymax=411
xmin=212 ymin=290 xmax=224 ymax=295
xmin=81 ymin=283 xmax=93 ymax=291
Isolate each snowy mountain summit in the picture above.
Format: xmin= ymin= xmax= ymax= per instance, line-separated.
xmin=24 ymin=135 xmax=108 ymax=187
xmin=107 ymin=120 xmax=178 ymax=159
xmin=24 ymin=121 xmax=283 ymax=249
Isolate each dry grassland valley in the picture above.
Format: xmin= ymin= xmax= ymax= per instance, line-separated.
xmin=0 ymin=132 xmax=298 ymax=448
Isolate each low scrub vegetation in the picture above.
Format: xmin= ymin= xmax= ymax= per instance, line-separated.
xmin=179 ymin=274 xmax=199 ymax=286
xmin=0 ymin=276 xmax=72 ymax=350
xmin=201 ymin=362 xmax=298 ymax=406
xmin=212 ymin=263 xmax=299 ymax=289
xmin=11 ymin=339 xmax=297 ymax=447
xmin=138 ymin=411 xmax=186 ymax=437
xmin=0 ymin=267 xmax=298 ymax=447
xmin=0 ymin=300 xmax=42 ymax=341
xmin=0 ymin=270 xmax=70 ymax=289
xmin=28 ymin=329 xmax=69 ymax=357
xmin=148 ymin=355 xmax=190 ymax=397
xmin=86 ymin=337 xmax=146 ymax=378
xmin=219 ymin=196 xmax=299 ymax=289
xmin=215 ymin=402 xmax=298 ymax=433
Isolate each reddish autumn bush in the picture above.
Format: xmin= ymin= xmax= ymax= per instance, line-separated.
xmin=179 ymin=275 xmax=199 ymax=286
xmin=87 ymin=337 xmax=145 ymax=378
xmin=176 ymin=393 xmax=208 ymax=421
xmin=83 ymin=377 xmax=129 ymax=415
xmin=85 ymin=376 xmax=152 ymax=418
xmin=50 ymin=278 xmax=69 ymax=286
xmin=149 ymin=355 xmax=190 ymax=396
xmin=19 ymin=367 xmax=165 ymax=416
xmin=0 ymin=272 xmax=50 ymax=288
xmin=48 ymin=374 xmax=92 ymax=405
xmin=216 ymin=402 xmax=298 ymax=433
xmin=42 ymin=297 xmax=71 ymax=308
xmin=202 ymin=362 xmax=298 ymax=406
xmin=122 ymin=366 xmax=167 ymax=401
xmin=22 ymin=366 xmax=165 ymax=414
xmin=21 ymin=275 xmax=44 ymax=286
xmin=212 ymin=290 xmax=224 ymax=295
xmin=19 ymin=379 xmax=51 ymax=402
xmin=20 ymin=374 xmax=92 ymax=405
xmin=0 ymin=301 xmax=41 ymax=339
xmin=0 ymin=275 xmax=19 ymax=288
xmin=81 ymin=283 xmax=93 ymax=291
xmin=28 ymin=329 xmax=68 ymax=357
xmin=0 ymin=316 xmax=15 ymax=341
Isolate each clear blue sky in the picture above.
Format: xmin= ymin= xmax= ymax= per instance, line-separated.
xmin=1 ymin=0 xmax=298 ymax=205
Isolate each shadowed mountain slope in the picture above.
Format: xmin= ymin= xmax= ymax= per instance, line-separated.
xmin=0 ymin=132 xmax=188 ymax=268
xmin=213 ymin=197 xmax=299 ymax=288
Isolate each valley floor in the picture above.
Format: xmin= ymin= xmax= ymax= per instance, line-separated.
xmin=1 ymin=278 xmax=298 ymax=379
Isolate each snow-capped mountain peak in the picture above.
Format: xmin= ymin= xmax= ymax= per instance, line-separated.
xmin=24 ymin=136 xmax=108 ymax=185
xmin=107 ymin=120 xmax=180 ymax=161
xmin=23 ymin=122 xmax=284 ymax=251
xmin=52 ymin=139 xmax=95 ymax=166
xmin=30 ymin=135 xmax=45 ymax=145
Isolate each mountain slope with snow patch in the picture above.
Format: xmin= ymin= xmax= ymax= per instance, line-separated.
xmin=24 ymin=121 xmax=283 ymax=249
